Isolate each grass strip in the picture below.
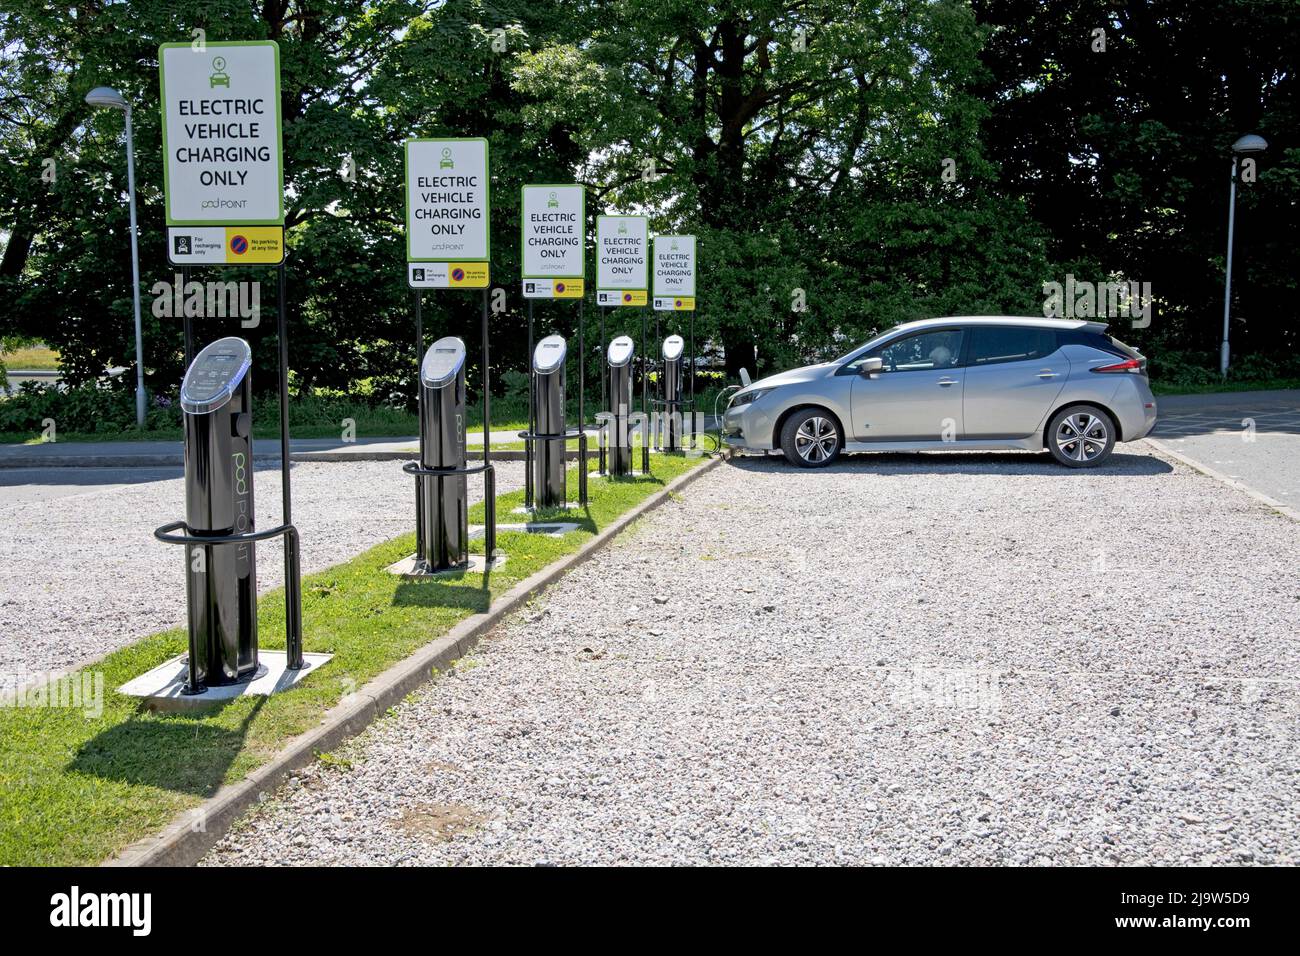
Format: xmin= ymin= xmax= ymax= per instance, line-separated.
xmin=0 ymin=451 xmax=708 ymax=866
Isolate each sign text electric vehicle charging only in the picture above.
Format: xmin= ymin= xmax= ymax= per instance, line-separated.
xmin=406 ymin=138 xmax=490 ymax=289
xmin=522 ymin=185 xmax=585 ymax=299
xmin=596 ymin=215 xmax=648 ymax=306
xmin=159 ymin=41 xmax=285 ymax=265
xmin=653 ymin=234 xmax=696 ymax=312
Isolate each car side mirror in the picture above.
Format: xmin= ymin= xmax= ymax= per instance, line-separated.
xmin=859 ymin=357 xmax=883 ymax=378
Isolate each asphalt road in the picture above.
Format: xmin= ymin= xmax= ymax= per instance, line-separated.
xmin=1151 ymin=391 xmax=1300 ymax=506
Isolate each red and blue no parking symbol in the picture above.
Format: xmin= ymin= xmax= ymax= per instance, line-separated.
xmin=451 ymin=267 xmax=465 ymax=282
xmin=229 ymin=234 xmax=249 ymax=256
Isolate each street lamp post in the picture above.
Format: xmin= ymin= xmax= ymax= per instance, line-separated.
xmin=1220 ymin=133 xmax=1268 ymax=378
xmin=85 ymin=86 xmax=146 ymax=427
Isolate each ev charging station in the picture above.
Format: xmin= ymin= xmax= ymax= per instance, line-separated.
xmin=415 ymin=337 xmax=470 ymax=571
xmin=605 ymin=334 xmax=637 ymax=475
xmin=142 ymin=41 xmax=315 ymax=703
xmin=520 ymin=184 xmax=589 ymax=511
xmin=652 ymin=234 xmax=699 ymax=452
xmin=596 ymin=215 xmax=651 ymax=477
xmin=659 ymin=333 xmax=686 ymax=451
xmin=401 ymin=138 xmax=499 ymax=575
xmin=176 ymin=337 xmax=259 ymax=686
xmin=530 ymin=334 xmax=569 ymax=507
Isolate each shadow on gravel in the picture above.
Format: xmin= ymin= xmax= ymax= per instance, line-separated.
xmin=726 ymin=451 xmax=1173 ymax=476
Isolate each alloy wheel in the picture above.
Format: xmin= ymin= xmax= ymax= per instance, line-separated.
xmin=1055 ymin=412 xmax=1108 ymax=463
xmin=794 ymin=416 xmax=838 ymax=463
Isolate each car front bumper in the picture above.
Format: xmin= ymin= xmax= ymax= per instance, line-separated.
xmin=722 ymin=401 xmax=776 ymax=451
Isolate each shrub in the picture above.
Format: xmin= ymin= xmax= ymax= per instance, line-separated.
xmin=0 ymin=381 xmax=182 ymax=435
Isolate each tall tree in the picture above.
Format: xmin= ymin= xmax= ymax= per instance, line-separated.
xmin=974 ymin=0 xmax=1300 ymax=361
xmin=515 ymin=0 xmax=1050 ymax=375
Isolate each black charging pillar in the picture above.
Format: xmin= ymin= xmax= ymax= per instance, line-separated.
xmin=179 ymin=336 xmax=259 ymax=687
xmin=606 ymin=334 xmax=635 ymax=475
xmin=531 ymin=334 xmax=568 ymax=507
xmin=417 ymin=336 xmax=469 ymax=571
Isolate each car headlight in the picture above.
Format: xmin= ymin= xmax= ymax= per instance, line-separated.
xmin=729 ymin=387 xmax=774 ymax=408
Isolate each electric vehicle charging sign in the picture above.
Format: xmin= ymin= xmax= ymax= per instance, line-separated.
xmin=406 ymin=138 xmax=490 ymax=287
xmin=653 ymin=234 xmax=696 ymax=311
xmin=597 ymin=215 xmax=647 ymax=306
xmin=159 ymin=41 xmax=284 ymax=228
xmin=160 ymin=41 xmax=284 ymax=265
xmin=522 ymin=185 xmax=584 ymax=297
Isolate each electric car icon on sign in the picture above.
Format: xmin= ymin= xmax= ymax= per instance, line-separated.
xmin=209 ymin=57 xmax=230 ymax=89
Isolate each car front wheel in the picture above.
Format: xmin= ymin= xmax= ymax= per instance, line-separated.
xmin=780 ymin=409 xmax=842 ymax=468
xmin=1047 ymin=404 xmax=1116 ymax=467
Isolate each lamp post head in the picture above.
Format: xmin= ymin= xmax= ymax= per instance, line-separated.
xmin=85 ymin=87 xmax=128 ymax=111
xmin=1232 ymin=134 xmax=1268 ymax=155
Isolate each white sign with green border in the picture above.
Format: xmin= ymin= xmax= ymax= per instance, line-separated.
xmin=159 ymin=41 xmax=284 ymax=227
xmin=596 ymin=215 xmax=648 ymax=306
xmin=653 ymin=234 xmax=696 ymax=310
xmin=521 ymin=185 xmax=584 ymax=281
xmin=405 ymin=138 xmax=490 ymax=263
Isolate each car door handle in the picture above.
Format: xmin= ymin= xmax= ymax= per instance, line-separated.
xmin=1037 ymin=369 xmax=1058 ymax=379
xmin=937 ymin=378 xmax=958 ymax=387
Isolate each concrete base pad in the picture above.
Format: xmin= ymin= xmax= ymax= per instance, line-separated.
xmin=386 ymin=553 xmax=507 ymax=578
xmin=118 ymin=651 xmax=333 ymax=712
xmin=474 ymin=520 xmax=581 ymax=538
xmin=510 ymin=502 xmax=580 ymax=515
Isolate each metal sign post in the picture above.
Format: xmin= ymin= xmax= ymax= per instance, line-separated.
xmin=403 ymin=137 xmax=499 ymax=570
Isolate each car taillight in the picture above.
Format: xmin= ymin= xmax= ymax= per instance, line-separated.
xmin=1091 ymin=358 xmax=1143 ymax=373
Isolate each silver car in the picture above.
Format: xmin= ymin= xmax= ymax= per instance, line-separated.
xmin=723 ymin=317 xmax=1157 ymax=468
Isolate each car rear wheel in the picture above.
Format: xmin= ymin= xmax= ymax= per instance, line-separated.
xmin=1047 ymin=404 xmax=1116 ymax=467
xmin=780 ymin=409 xmax=842 ymax=468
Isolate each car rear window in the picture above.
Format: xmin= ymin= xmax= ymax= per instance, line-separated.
xmin=968 ymin=326 xmax=1058 ymax=365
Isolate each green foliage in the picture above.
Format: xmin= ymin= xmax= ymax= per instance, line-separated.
xmin=1 ymin=1 xmax=1295 ymax=393
xmin=0 ymin=381 xmax=177 ymax=434
xmin=974 ymin=0 xmax=1300 ymax=359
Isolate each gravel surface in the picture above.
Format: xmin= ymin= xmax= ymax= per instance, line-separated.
xmin=202 ymin=444 xmax=1300 ymax=865
xmin=0 ymin=461 xmax=522 ymax=692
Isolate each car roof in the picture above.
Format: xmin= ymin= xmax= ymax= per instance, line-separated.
xmin=896 ymin=316 xmax=1109 ymax=333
